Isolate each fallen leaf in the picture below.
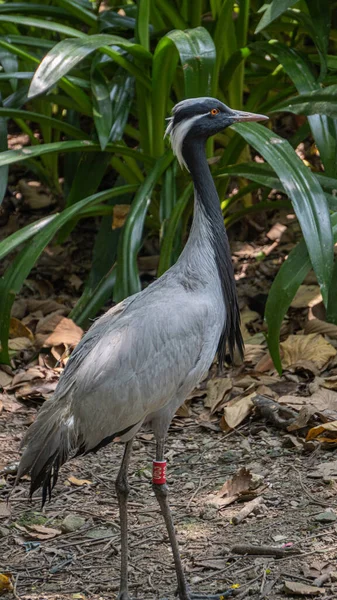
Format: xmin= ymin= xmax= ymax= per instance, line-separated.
xmin=211 ymin=468 xmax=253 ymax=508
xmin=284 ymin=581 xmax=325 ymax=596
xmin=27 ymin=299 xmax=69 ymax=316
xmin=11 ymin=367 xmax=45 ymax=388
xmin=266 ymin=222 xmax=287 ymax=241
xmin=67 ymin=475 xmax=92 ymax=487
xmin=305 ymin=318 xmax=337 ymax=340
xmin=204 ymin=377 xmax=232 ymax=413
xmin=240 ymin=307 xmax=260 ymax=342
xmin=290 ymin=285 xmax=322 ymax=309
xmin=176 ymin=401 xmax=191 ymax=417
xmin=244 ymin=344 xmax=266 ymax=366
xmin=0 ymin=371 xmax=12 ymax=388
xmin=112 ymin=204 xmax=130 ymax=229
xmin=281 ymin=334 xmax=336 ymax=370
xmin=321 ymin=375 xmax=337 ymax=390
xmin=306 ymin=421 xmax=337 ymax=443
xmin=0 ymin=502 xmax=11 ymax=518
xmin=0 ymin=392 xmax=24 ymax=413
xmin=18 ymin=179 xmax=55 ymax=210
xmin=8 ymin=337 xmax=33 ymax=351
xmin=44 ymin=317 xmax=83 ymax=348
xmin=15 ymin=523 xmax=61 ymax=540
xmin=0 ymin=573 xmax=13 ymax=595
xmin=69 ymin=274 xmax=83 ymax=290
xmin=220 ymin=393 xmax=255 ymax=431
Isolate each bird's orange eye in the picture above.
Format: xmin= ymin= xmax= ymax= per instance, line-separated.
xmin=210 ymin=108 xmax=220 ymax=115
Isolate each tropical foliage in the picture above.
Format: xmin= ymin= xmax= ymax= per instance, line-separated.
xmin=0 ymin=0 xmax=336 ymax=372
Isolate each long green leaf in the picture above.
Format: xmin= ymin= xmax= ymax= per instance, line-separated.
xmin=232 ymin=123 xmax=334 ymax=304
xmin=0 ymin=216 xmax=56 ymax=261
xmin=0 ymin=107 xmax=87 ymax=138
xmin=0 ymin=140 xmax=154 ymax=168
xmin=255 ymin=41 xmax=337 ymax=176
xmin=266 ymin=213 xmax=337 ymax=373
xmin=255 ymin=0 xmax=298 ymax=33
xmin=0 ymin=184 xmax=138 ymax=363
xmin=28 ymin=34 xmax=151 ymax=98
xmin=272 ymin=84 xmax=337 ymax=117
xmin=114 ymin=151 xmax=174 ymax=301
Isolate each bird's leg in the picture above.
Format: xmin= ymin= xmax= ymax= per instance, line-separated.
xmin=116 ymin=439 xmax=133 ymax=600
xmin=152 ymin=438 xmax=190 ymax=600
xmin=153 ymin=439 xmax=233 ymax=600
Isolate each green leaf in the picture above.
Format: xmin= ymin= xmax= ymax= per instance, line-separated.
xmin=271 ymin=84 xmax=337 ymax=117
xmin=0 ymin=15 xmax=87 ymax=38
xmin=114 ymin=151 xmax=174 ymax=301
xmin=232 ymin=123 xmax=334 ymax=304
xmin=54 ymin=0 xmax=97 ymax=27
xmin=0 ymin=140 xmax=154 ymax=168
xmin=266 ymin=213 xmax=337 ymax=373
xmin=255 ymin=0 xmax=299 ymax=33
xmin=91 ymin=67 xmax=112 ymax=151
xmin=0 ymin=184 xmax=138 ymax=363
xmin=28 ymin=34 xmax=151 ymax=98
xmin=256 ymin=41 xmax=337 ymax=176
xmin=0 ymin=107 xmax=87 ymax=138
xmin=166 ymin=27 xmax=216 ymax=98
xmin=0 ymin=3 xmax=71 ymax=18
xmin=0 ymin=215 xmax=56 ymax=261
xmin=158 ymin=182 xmax=193 ymax=276
xmin=152 ymin=26 xmax=216 ymax=156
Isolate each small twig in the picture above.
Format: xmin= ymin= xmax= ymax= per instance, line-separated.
xmin=13 ymin=573 xmax=20 ymax=600
xmin=231 ymin=544 xmax=296 ymax=558
xmin=291 ymin=466 xmax=332 ymax=507
xmin=232 ymin=496 xmax=263 ymax=525
xmin=187 ymin=476 xmax=204 ymax=508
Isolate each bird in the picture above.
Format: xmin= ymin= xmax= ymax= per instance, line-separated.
xmin=15 ymin=97 xmax=267 ymax=600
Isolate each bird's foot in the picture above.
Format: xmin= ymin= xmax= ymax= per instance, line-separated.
xmin=161 ymin=590 xmax=234 ymax=600
xmin=116 ymin=592 xmax=131 ymax=600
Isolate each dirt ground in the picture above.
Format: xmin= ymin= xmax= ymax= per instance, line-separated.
xmin=1 ymin=398 xmax=337 ymax=600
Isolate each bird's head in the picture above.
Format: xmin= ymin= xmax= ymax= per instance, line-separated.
xmin=165 ymin=97 xmax=268 ymax=169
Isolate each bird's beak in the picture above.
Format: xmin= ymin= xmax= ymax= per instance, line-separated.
xmin=230 ymin=110 xmax=268 ymax=123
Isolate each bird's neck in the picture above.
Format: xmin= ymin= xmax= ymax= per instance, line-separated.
xmin=179 ymin=138 xmax=243 ymax=364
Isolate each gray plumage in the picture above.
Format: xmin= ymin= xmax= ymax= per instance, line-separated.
xmin=16 ymin=97 xmax=267 ymax=600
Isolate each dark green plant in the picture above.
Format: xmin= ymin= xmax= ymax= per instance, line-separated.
xmin=0 ymin=0 xmax=336 ymax=371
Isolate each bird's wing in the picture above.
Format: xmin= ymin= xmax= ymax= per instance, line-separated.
xmin=59 ymin=288 xmax=216 ymax=452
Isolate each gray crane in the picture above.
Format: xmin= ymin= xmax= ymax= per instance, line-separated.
xmin=15 ymin=98 xmax=267 ymax=600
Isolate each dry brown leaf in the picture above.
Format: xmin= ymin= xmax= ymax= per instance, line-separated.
xmin=68 ymin=475 xmax=92 ymax=487
xmin=0 ymin=573 xmax=13 ymax=595
xmin=8 ymin=337 xmax=33 ymax=351
xmin=321 ymin=375 xmax=337 ymax=390
xmin=69 ymin=274 xmax=83 ymax=290
xmin=15 ymin=523 xmax=61 ymax=540
xmin=306 ymin=421 xmax=337 ymax=443
xmin=211 ymin=468 xmax=253 ymax=508
xmin=280 ymin=389 xmax=337 ymax=415
xmin=244 ymin=344 xmax=266 ymax=366
xmin=15 ymin=379 xmax=58 ymax=400
xmin=255 ymin=351 xmax=275 ymax=372
xmin=27 ymin=299 xmax=68 ymax=316
xmin=0 ymin=502 xmax=11 ymax=518
xmin=18 ymin=179 xmax=55 ymax=210
xmin=112 ymin=204 xmax=130 ymax=229
xmin=175 ymin=401 xmax=191 ymax=417
xmin=43 ymin=317 xmax=83 ymax=348
xmin=284 ymin=581 xmax=325 ymax=596
xmin=0 ymin=392 xmax=24 ymax=413
xmin=281 ymin=334 xmax=336 ymax=370
xmin=9 ymin=317 xmax=34 ymax=341
xmin=220 ymin=393 xmax=255 ymax=431
xmin=240 ymin=307 xmax=260 ymax=342
xmin=0 ymin=370 xmax=12 ymax=387
xmin=204 ymin=377 xmax=232 ymax=413
xmin=290 ymin=285 xmax=322 ymax=309
xmin=11 ymin=367 xmax=45 ymax=388
xmin=305 ymin=318 xmax=337 ymax=340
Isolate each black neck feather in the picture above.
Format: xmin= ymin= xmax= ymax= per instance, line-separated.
xmin=182 ymin=137 xmax=244 ymax=366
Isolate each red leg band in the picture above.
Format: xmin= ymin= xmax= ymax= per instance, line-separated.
xmin=152 ymin=460 xmax=167 ymax=484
